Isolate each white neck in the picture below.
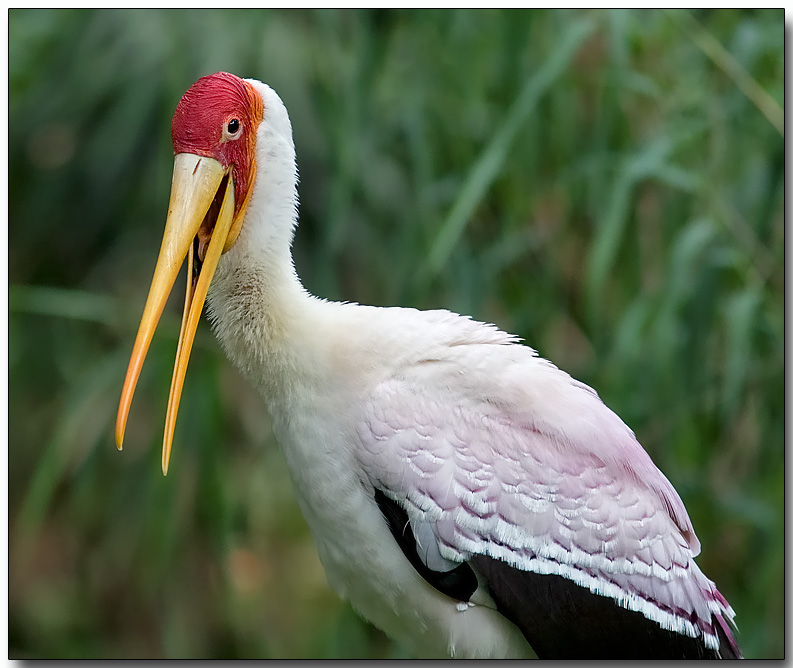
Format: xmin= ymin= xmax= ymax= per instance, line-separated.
xmin=205 ymin=84 xmax=318 ymax=404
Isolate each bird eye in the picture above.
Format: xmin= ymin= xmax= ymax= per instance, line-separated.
xmin=226 ymin=118 xmax=240 ymax=135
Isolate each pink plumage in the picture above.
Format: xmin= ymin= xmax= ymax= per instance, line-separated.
xmin=355 ymin=308 xmax=737 ymax=655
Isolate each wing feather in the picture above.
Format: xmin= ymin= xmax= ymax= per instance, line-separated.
xmin=356 ymin=331 xmax=738 ymax=655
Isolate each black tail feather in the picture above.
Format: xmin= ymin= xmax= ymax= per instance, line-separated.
xmin=471 ymin=555 xmax=741 ymax=659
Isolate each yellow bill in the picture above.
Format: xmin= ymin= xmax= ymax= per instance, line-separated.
xmin=116 ymin=152 xmax=236 ymax=475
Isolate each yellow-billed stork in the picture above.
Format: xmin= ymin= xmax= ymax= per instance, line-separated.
xmin=116 ymin=72 xmax=741 ymax=659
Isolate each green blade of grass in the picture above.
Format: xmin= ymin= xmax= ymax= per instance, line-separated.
xmin=422 ymin=16 xmax=596 ymax=282
xmin=666 ymin=9 xmax=783 ymax=135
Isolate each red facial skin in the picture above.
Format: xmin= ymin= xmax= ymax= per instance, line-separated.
xmin=171 ymin=72 xmax=264 ymax=218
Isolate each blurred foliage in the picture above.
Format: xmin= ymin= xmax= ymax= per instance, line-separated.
xmin=9 ymin=8 xmax=783 ymax=659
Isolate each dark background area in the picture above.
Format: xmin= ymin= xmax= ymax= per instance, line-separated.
xmin=9 ymin=9 xmax=784 ymax=659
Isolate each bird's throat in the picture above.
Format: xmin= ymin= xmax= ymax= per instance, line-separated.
xmin=196 ymin=173 xmax=230 ymax=265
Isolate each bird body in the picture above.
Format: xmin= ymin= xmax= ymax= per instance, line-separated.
xmin=117 ymin=73 xmax=740 ymax=659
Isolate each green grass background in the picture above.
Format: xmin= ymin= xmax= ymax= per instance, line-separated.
xmin=9 ymin=8 xmax=784 ymax=659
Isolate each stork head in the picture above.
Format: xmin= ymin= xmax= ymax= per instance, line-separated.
xmin=116 ymin=72 xmax=267 ymax=474
xmin=171 ymin=72 xmax=263 ymax=238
